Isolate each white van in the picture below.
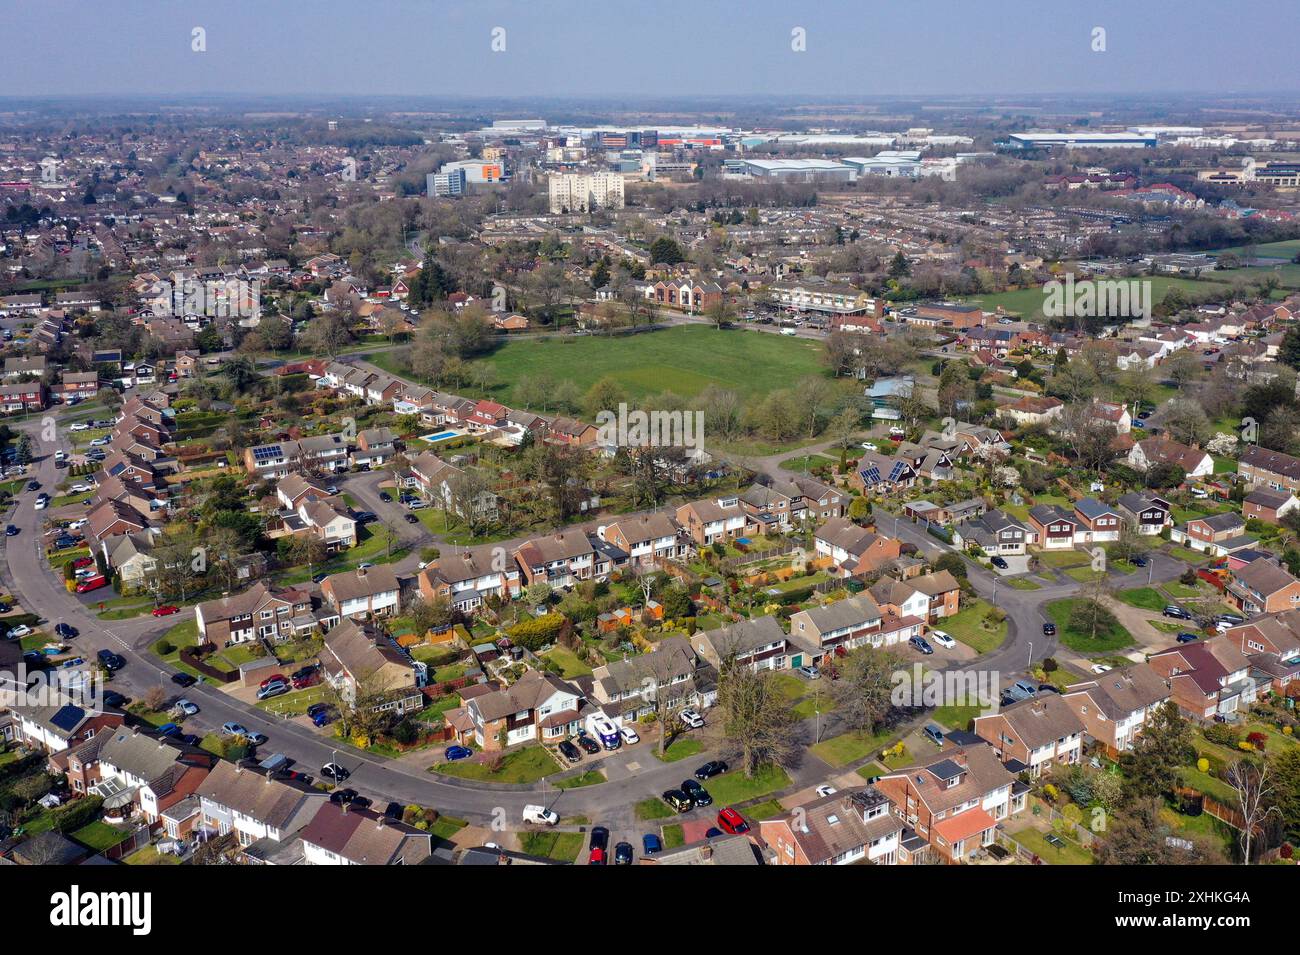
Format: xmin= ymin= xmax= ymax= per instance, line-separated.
xmin=522 ymin=805 xmax=558 ymax=826
xmin=780 ymin=328 xmax=798 ymax=337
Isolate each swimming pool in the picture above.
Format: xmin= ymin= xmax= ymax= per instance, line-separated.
xmin=421 ymin=430 xmax=460 ymax=443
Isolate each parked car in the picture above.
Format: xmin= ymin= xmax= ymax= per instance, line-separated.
xmin=379 ymin=491 xmax=392 ymax=502
xmin=662 ymin=789 xmax=693 ymax=813
xmin=71 ymin=556 xmax=94 ymax=569
xmin=681 ymin=779 xmax=713 ymax=807
xmin=1042 ymin=622 xmax=1057 ymax=636
xmin=909 ymin=635 xmax=934 ymax=655
xmin=1132 ymin=555 xmax=1148 ymax=567
xmin=102 ymin=691 xmax=128 ymax=709
xmin=990 ymin=555 xmax=1009 ymax=569
xmin=221 ymin=722 xmax=250 ymax=737
xmin=557 ymin=740 xmax=581 ymax=763
xmin=321 ymin=762 xmax=350 ymax=781
xmin=3 ymin=525 xmax=16 ymax=537
xmin=1090 ymin=663 xmax=1113 ymax=674
xmin=152 ymin=605 xmax=180 ymax=617
xmin=588 ymin=826 xmax=609 ymax=865
xmin=797 ymin=665 xmax=821 ymax=679
xmin=923 ymin=724 xmax=946 ymax=747
xmin=291 ymin=666 xmax=320 ymax=689
xmin=157 ymin=723 xmax=181 ymax=739
xmin=680 ymin=708 xmax=705 ymax=729
xmin=816 ymin=784 xmax=837 ymax=798
xmin=716 ymin=808 xmax=750 ymax=835
xmin=1001 ymin=679 xmax=1038 ymax=705
xmin=642 ymin=833 xmax=662 ymax=855
xmin=329 ymin=788 xmax=358 ymax=805
xmin=6 ymin=624 xmax=32 ymax=639
xmin=174 ymin=699 xmax=199 ymax=716
xmin=695 ymin=760 xmax=728 ymax=780
xmin=1163 ymin=605 xmax=1192 ymax=620
xmin=613 ymin=842 xmax=634 ymax=865
xmin=75 ymin=575 xmax=107 ymax=593
xmin=861 ymin=441 xmax=879 ymax=452
xmin=259 ymin=673 xmax=288 ymax=689
xmin=1176 ymin=632 xmax=1200 ymax=643
xmin=96 ymin=649 xmax=124 ymax=671
xmin=443 ymin=745 xmax=473 ymax=761
xmin=522 ymin=805 xmax=558 ymax=826
xmin=25 ymin=481 xmax=40 ymax=492
xmin=171 ymin=672 xmax=197 ymax=687
xmin=404 ymin=513 xmax=419 ymax=524
xmin=575 ymin=734 xmax=600 ymax=755
xmin=929 ymin=629 xmax=955 ymax=649
xmin=619 ymin=725 xmax=640 ymax=745
xmin=256 ymin=681 xmax=288 ymax=700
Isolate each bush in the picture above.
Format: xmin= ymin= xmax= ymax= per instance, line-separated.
xmin=154 ymin=640 xmax=174 ymax=656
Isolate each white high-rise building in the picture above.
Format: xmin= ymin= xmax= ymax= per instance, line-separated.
xmin=548 ymin=171 xmax=625 ymax=214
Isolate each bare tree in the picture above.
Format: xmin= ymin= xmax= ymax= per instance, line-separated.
xmin=1230 ymin=758 xmax=1279 ymax=865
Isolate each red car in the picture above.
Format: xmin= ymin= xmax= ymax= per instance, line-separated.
xmin=75 ymin=575 xmax=108 ymax=594
xmin=587 ymin=847 xmax=606 ymax=866
xmin=291 ymin=667 xmax=320 ymax=689
xmin=260 ymin=674 xmax=287 ymax=690
xmin=71 ymin=556 xmax=95 ymax=569
xmin=717 ymin=807 xmax=750 ymax=835
xmin=152 ymin=605 xmax=180 ymax=617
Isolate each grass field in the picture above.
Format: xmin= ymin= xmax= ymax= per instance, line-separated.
xmin=967 ymin=273 xmax=1283 ymax=320
xmin=431 ymin=745 xmax=556 ymax=784
xmin=940 ymin=598 xmax=1007 ymax=654
xmin=1045 ymin=598 xmax=1135 ymax=653
xmin=1117 ymin=586 xmax=1165 ymax=611
xmin=376 ymin=325 xmax=830 ymax=405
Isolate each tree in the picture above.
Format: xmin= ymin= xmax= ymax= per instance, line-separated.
xmin=887 ymin=251 xmax=911 ymax=279
xmin=221 ymin=355 xmax=259 ymax=394
xmin=715 ymin=662 xmax=798 ymax=778
xmin=1095 ymin=798 xmax=1226 ymax=865
xmin=834 ymin=647 xmax=901 ymax=733
xmin=1230 ymin=758 xmax=1280 ymax=864
xmin=408 ymin=595 xmax=454 ymax=637
xmin=1157 ymin=398 xmax=1210 ymax=447
xmin=1119 ymin=701 xmax=1195 ymax=802
xmin=648 ymin=236 xmax=684 ymax=265
xmin=1279 ymin=326 xmax=1300 ymax=370
xmin=95 ymin=386 xmax=122 ymax=413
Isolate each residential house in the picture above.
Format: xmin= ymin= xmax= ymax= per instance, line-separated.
xmin=408 ymin=451 xmax=499 ymax=524
xmin=788 ymin=593 xmax=917 ymax=667
xmin=418 ymin=544 xmax=522 ymax=613
xmin=194 ymin=582 xmax=313 ymax=646
xmin=1172 ymin=512 xmax=1254 ymax=558
xmin=973 ymin=695 xmax=1085 ymax=778
xmin=998 ymin=394 xmax=1064 ymax=427
xmin=589 ymin=636 xmax=714 ymax=722
xmin=1238 ymin=445 xmax=1300 ymax=493
xmin=1148 ymin=638 xmax=1258 ymax=720
xmin=319 ymin=618 xmax=424 ymax=716
xmin=275 ymin=474 xmax=331 ymax=511
xmin=67 ymin=728 xmax=214 ymax=822
xmin=0 ymin=381 xmax=45 ymax=413
xmin=1026 ymin=504 xmax=1081 ymax=550
xmin=813 ymin=516 xmax=903 ymax=576
xmin=1072 ymin=498 xmax=1124 ymax=543
xmin=195 ymin=761 xmax=326 ymax=849
xmin=739 ymin=475 xmax=844 ymax=530
xmin=1061 ymin=663 xmax=1173 ymax=755
xmin=1223 ymin=610 xmax=1300 ymax=696
xmin=1243 ymin=487 xmax=1300 ymax=525
xmin=676 ymin=494 xmax=758 ymax=546
xmin=299 ymin=803 xmax=433 ymax=866
xmin=761 ymin=787 xmax=904 ymax=865
xmin=450 ymin=669 xmax=584 ymax=751
xmin=321 ymin=565 xmax=402 ymax=619
xmin=599 ymin=514 xmax=687 ymax=569
xmin=874 ymin=744 xmax=1025 ymax=862
xmin=690 ymin=615 xmax=790 ymax=672
xmin=1116 ymin=492 xmax=1172 ymax=536
xmin=869 ymin=572 xmax=961 ymax=624
xmin=352 ymin=427 xmax=396 ymax=468
xmin=297 ymin=497 xmax=357 ymax=552
xmin=1127 ymin=436 xmax=1213 ymax=479
xmin=1226 ymin=557 xmax=1300 ymax=616
xmin=514 ymin=531 xmax=601 ymax=590
xmin=952 ymin=508 xmax=1031 ymax=556
xmin=13 ymin=704 xmax=124 ymax=755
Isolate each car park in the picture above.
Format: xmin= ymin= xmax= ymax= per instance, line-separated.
xmin=928 ymin=629 xmax=955 ymax=649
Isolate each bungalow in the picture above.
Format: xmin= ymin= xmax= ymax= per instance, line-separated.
xmin=761 ymin=787 xmax=904 ymax=866
xmin=974 ymin=694 xmax=1085 ymax=778
xmin=1148 ymin=638 xmax=1257 ymax=720
xmin=1127 ymin=436 xmax=1213 ymax=479
xmin=1061 ymin=663 xmax=1172 ymax=755
xmin=903 ymin=498 xmax=986 ymax=527
xmin=874 ymin=744 xmax=1025 ymax=862
xmin=321 ymin=565 xmax=401 ymax=619
xmin=998 ymin=395 xmax=1064 ymax=427
xmin=1225 ymin=557 xmax=1300 ymax=616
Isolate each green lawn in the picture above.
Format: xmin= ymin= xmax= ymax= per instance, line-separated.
xmin=855 ymin=761 xmax=888 ymax=781
xmin=1009 ymin=826 xmax=1093 ymax=865
xmin=71 ymin=821 xmax=129 ymax=852
xmin=1045 ymin=598 xmax=1135 ymax=653
xmin=932 ymin=704 xmax=982 ymax=732
xmin=519 ymin=830 xmax=584 ymax=862
xmin=941 ymin=599 xmax=1006 ymax=654
xmin=662 ymin=824 xmax=685 ymax=848
xmin=636 ymin=797 xmax=677 ymax=821
xmin=654 ymin=736 xmax=703 ymax=763
xmin=431 ymin=745 xmax=557 ymax=784
xmin=554 ymin=769 xmax=605 ymax=789
xmin=1117 ymin=587 xmax=1165 ymax=611
xmin=1003 ymin=577 xmax=1042 ymax=591
xmin=540 ymin=645 xmax=593 ymax=679
xmin=375 ymin=324 xmax=831 ymax=405
xmin=1037 ymin=549 xmax=1091 ymax=568
xmin=704 ymin=763 xmax=792 ymax=805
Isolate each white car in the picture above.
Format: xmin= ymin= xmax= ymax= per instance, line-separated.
xmin=174 ymin=699 xmax=199 ymax=716
xmin=34 ymin=497 xmax=47 ymax=510
xmin=88 ymin=437 xmax=110 ymax=447
xmin=1090 ymin=663 xmax=1113 ymax=674
xmin=815 ymin=784 xmax=838 ymax=798
xmin=680 ymin=708 xmax=705 ymax=729
xmin=66 ymin=519 xmax=88 ymax=530
xmin=7 ymin=625 xmax=32 ymax=639
xmin=928 ymin=630 xmax=956 ymax=649
xmin=619 ymin=725 xmax=640 ymax=745
xmin=326 ymin=485 xmax=340 ymax=495
xmin=69 ymin=484 xmax=92 ymax=493
xmin=69 ymin=423 xmax=90 ymax=432
xmin=522 ymin=805 xmax=558 ymax=826
xmin=860 ymin=441 xmax=879 ymax=452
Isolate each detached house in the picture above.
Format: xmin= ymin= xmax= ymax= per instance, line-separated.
xmin=1026 ymin=504 xmax=1080 ymax=550
xmin=1127 ymin=436 xmax=1213 ymax=479
xmin=1172 ymin=512 xmax=1254 ymax=558
xmin=676 ymin=494 xmax=758 ymax=547
xmin=869 ymin=571 xmax=961 ymax=624
xmin=952 ymin=508 xmax=1031 ymax=556
xmin=450 ymin=669 xmax=584 ymax=751
xmin=1116 ymin=492 xmax=1172 ymax=535
xmin=974 ymin=694 xmax=1085 ymax=778
xmin=1061 ymin=663 xmax=1172 ymax=755
xmin=1243 ymin=487 xmax=1300 ymax=525
xmin=1226 ymin=557 xmax=1300 ymax=616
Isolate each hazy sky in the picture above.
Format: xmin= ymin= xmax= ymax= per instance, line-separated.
xmin=4 ymin=0 xmax=1298 ymax=99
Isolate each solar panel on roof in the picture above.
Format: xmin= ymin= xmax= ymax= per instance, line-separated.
xmin=861 ymin=466 xmax=881 ymax=485
xmin=888 ymin=461 xmax=906 ymax=483
xmin=50 ymin=705 xmax=86 ymax=733
xmin=252 ymin=445 xmax=281 ymax=461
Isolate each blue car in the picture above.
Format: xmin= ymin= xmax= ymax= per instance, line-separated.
xmin=157 ymin=722 xmax=181 ymax=738
xmin=1176 ymin=632 xmax=1200 ymax=643
xmin=642 ymin=833 xmax=662 ymax=855
xmin=1132 ymin=556 xmax=1148 ymax=567
xmin=909 ymin=636 xmax=934 ymax=655
xmin=444 ymin=745 xmax=473 ymax=761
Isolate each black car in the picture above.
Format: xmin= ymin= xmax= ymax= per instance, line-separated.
xmin=1132 ymin=555 xmax=1148 ymax=567
xmin=96 ymin=650 xmax=125 ymax=671
xmin=589 ymin=826 xmax=609 ymax=852
xmin=102 ymin=691 xmax=128 ymax=709
xmin=1042 ymin=622 xmax=1057 ymax=636
xmin=1163 ymin=605 xmax=1193 ymax=620
xmin=662 ymin=789 xmax=693 ymax=813
xmin=321 ymin=762 xmax=351 ymax=782
xmin=404 ymin=513 xmax=419 ymax=524
xmin=694 ymin=760 xmax=728 ymax=780
xmin=1037 ymin=684 xmax=1062 ymax=694
xmin=384 ymin=801 xmax=404 ymax=821
xmin=990 ymin=555 xmax=1009 ymax=569
xmin=379 ymin=491 xmax=392 ymax=503
xmin=557 ymin=740 xmax=581 ymax=763
xmin=54 ymin=622 xmax=77 ymax=638
xmin=613 ymin=842 xmax=634 ymax=865
xmin=171 ymin=672 xmax=197 ymax=687
xmin=353 ymin=511 xmax=376 ymax=524
xmin=312 ymin=572 xmax=328 ymax=584
xmin=178 ymin=733 xmax=202 ymax=747
xmin=681 ymin=779 xmax=713 ymax=807
xmin=26 ymin=481 xmax=39 ymax=492
xmin=4 ymin=525 xmax=16 ymax=537
xmin=575 ymin=734 xmax=600 ymax=755
xmin=329 ymin=788 xmax=359 ymax=805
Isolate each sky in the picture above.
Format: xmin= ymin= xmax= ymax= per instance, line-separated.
xmin=3 ymin=0 xmax=1298 ymax=100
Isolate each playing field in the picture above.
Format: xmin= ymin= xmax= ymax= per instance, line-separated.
xmin=387 ymin=325 xmax=830 ymax=403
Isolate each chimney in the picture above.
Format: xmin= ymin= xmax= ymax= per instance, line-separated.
xmin=952 ymin=748 xmax=967 ymax=767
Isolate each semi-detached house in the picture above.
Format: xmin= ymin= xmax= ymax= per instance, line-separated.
xmin=973 ymin=694 xmax=1085 ymax=778
xmin=1061 ymin=663 xmax=1172 ymax=755
xmin=194 ymin=582 xmax=313 ymax=646
xmin=419 ymin=544 xmax=521 ymax=612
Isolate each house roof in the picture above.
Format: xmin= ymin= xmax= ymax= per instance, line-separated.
xmin=298 ymin=802 xmax=431 ymax=865
xmin=694 ymin=615 xmax=786 ymax=658
xmin=469 ymin=669 xmax=579 ymax=723
xmin=765 ymin=788 xmax=901 ymax=864
xmin=1064 ymin=663 xmax=1170 ymax=720
xmin=989 ymin=694 xmax=1084 ymax=749
xmin=323 ymin=565 xmax=400 ymax=603
xmin=1232 ymin=556 xmax=1300 ymax=597
xmin=195 ymin=761 xmax=322 ymax=830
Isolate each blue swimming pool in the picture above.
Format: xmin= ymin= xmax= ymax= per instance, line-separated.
xmin=421 ymin=431 xmax=459 ymax=443
xmin=736 ymin=537 xmax=752 ymax=545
